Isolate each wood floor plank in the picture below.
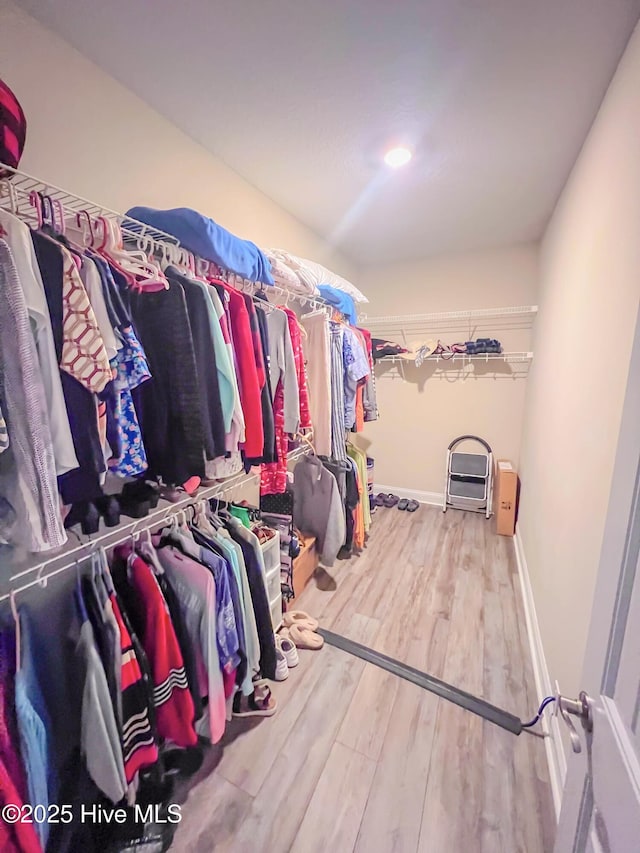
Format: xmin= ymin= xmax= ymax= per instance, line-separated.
xmin=354 ymin=633 xmax=447 ymax=853
xmin=170 ymin=773 xmax=253 ymax=852
xmin=219 ymin=646 xmax=369 ymax=853
xmin=336 ymin=662 xmax=399 ymax=760
xmin=418 ymin=701 xmax=484 ymax=853
xmin=291 ymin=741 xmax=377 ymax=853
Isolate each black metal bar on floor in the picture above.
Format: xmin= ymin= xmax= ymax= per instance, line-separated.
xmin=318 ymin=628 xmax=523 ymax=736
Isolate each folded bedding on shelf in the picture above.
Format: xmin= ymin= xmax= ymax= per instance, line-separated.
xmin=125 ymin=206 xmax=274 ymax=285
xmin=266 ymin=248 xmax=368 ymax=303
xmin=263 ymin=249 xmax=318 ymax=296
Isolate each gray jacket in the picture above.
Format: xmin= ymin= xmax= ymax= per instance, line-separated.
xmin=292 ymin=455 xmax=346 ymax=566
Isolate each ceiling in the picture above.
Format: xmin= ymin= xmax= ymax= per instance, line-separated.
xmin=16 ymin=0 xmax=640 ymax=265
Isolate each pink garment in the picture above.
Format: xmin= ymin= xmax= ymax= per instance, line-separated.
xmin=260 ymin=380 xmax=286 ymax=495
xmin=283 ymin=308 xmax=311 ymax=429
xmin=261 ymin=307 xmax=313 ymax=496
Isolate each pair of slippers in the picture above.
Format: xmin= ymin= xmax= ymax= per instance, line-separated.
xmin=281 ymin=611 xmax=324 ymax=650
xmin=374 ymin=493 xmax=419 ymax=512
xmin=375 ymin=492 xmax=399 ymax=508
xmin=398 ymin=498 xmax=420 ymax=512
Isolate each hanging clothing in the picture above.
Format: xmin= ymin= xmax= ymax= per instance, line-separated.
xmin=216 ymin=529 xmax=261 ymax=695
xmin=0 ymin=210 xmax=77 ymax=476
xmin=219 ymin=285 xmax=264 ymax=458
xmin=153 ymin=543 xmax=226 ymax=744
xmin=300 ymin=311 xmax=332 ymax=457
xmin=358 ymin=327 xmax=378 ymax=423
xmin=73 ymin=604 xmax=127 ymax=805
xmin=79 ymin=257 xmax=119 ymax=361
xmin=169 ymin=269 xmax=226 ymax=461
xmin=31 ymin=231 xmax=106 ymax=505
xmin=226 ymin=518 xmax=277 ymax=681
xmin=107 ymin=326 xmax=150 ymax=478
xmin=265 ymin=307 xmax=300 ymax=435
xmin=260 ymin=306 xmax=300 ymax=495
xmin=342 ymin=325 xmax=370 ymax=431
xmin=0 ymin=239 xmax=67 ymax=553
xmin=0 ymin=630 xmax=42 ymax=853
xmin=292 ymin=454 xmax=346 ymax=566
xmin=199 ymin=282 xmax=236 ymax=434
xmin=15 ymin=610 xmax=56 ymax=849
xmin=112 ymin=547 xmax=197 ymax=749
xmin=130 ymin=281 xmax=205 ymax=485
xmin=329 ymin=323 xmax=348 ymax=463
xmin=283 ymin=307 xmax=311 ymax=430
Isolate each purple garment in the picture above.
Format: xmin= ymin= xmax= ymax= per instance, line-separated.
xmin=195 ymin=544 xmax=240 ymax=672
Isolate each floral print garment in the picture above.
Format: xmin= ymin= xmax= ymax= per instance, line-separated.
xmin=108 ymin=325 xmax=151 ymax=477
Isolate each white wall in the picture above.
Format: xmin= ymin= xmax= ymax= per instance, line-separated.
xmin=518 ymin=21 xmax=640 ymax=698
xmin=0 ymin=0 xmax=356 ymax=280
xmin=360 ymin=244 xmax=538 ymax=495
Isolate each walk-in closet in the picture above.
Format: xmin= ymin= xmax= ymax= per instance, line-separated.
xmin=1 ymin=1 xmax=640 ymax=851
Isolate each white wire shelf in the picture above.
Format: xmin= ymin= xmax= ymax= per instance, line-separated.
xmin=0 ymin=444 xmax=312 ymax=601
xmin=0 ymin=162 xmax=179 ymax=246
xmin=362 ymin=305 xmax=538 ymax=326
xmin=0 ymin=163 xmax=337 ymax=315
xmin=377 ymin=351 xmax=533 ymax=365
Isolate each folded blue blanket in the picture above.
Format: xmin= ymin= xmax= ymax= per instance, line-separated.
xmin=125 ymin=206 xmax=274 ymax=285
xmin=318 ymin=285 xmax=357 ymax=324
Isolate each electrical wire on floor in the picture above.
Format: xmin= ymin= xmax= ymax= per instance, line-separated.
xmin=521 ymin=696 xmax=556 ymax=737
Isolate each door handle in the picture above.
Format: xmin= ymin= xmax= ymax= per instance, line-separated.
xmin=555 ymin=690 xmax=593 ymax=754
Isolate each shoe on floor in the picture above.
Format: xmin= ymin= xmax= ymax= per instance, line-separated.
xmin=288 ymin=623 xmax=324 ymax=650
xmin=283 ymin=610 xmax=319 ymax=631
xmin=277 ymin=634 xmax=299 ymax=668
xmin=233 ymin=687 xmax=278 ymax=717
xmin=275 ymin=647 xmax=289 ymax=681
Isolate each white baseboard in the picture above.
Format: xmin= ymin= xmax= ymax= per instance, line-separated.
xmin=374 ymin=484 xmax=444 ymax=506
xmin=513 ymin=524 xmax=566 ymax=819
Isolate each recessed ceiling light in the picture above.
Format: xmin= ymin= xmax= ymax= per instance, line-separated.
xmin=383 ymin=145 xmax=413 ymax=169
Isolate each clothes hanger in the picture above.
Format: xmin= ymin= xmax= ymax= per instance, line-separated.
xmin=295 ymin=431 xmax=316 ymax=455
xmin=0 ymin=180 xmax=19 ymax=215
xmin=98 ymin=216 xmax=169 ymax=291
xmin=74 ymin=210 xmax=95 ymax=246
xmin=28 ymin=190 xmax=43 ymax=228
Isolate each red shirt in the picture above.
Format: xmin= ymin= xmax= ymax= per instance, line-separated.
xmin=220 ymin=285 xmax=264 ymax=457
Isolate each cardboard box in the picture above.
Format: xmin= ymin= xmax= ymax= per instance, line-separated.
xmin=494 ymin=459 xmax=518 ymax=536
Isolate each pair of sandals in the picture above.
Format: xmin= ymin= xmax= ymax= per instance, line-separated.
xmin=281 ymin=611 xmax=324 ymax=650
xmin=375 ymin=492 xmax=400 ymax=508
xmin=398 ymin=498 xmax=420 ymax=512
xmin=233 ymin=679 xmax=278 ymax=718
xmin=374 ymin=493 xmax=419 ymax=512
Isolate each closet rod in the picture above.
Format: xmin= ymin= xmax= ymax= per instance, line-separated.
xmin=0 ymin=163 xmax=334 ymax=316
xmin=0 ymin=445 xmax=311 ymax=602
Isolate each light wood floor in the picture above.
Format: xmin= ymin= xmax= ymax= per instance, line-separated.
xmin=171 ymin=506 xmax=555 ymax=853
